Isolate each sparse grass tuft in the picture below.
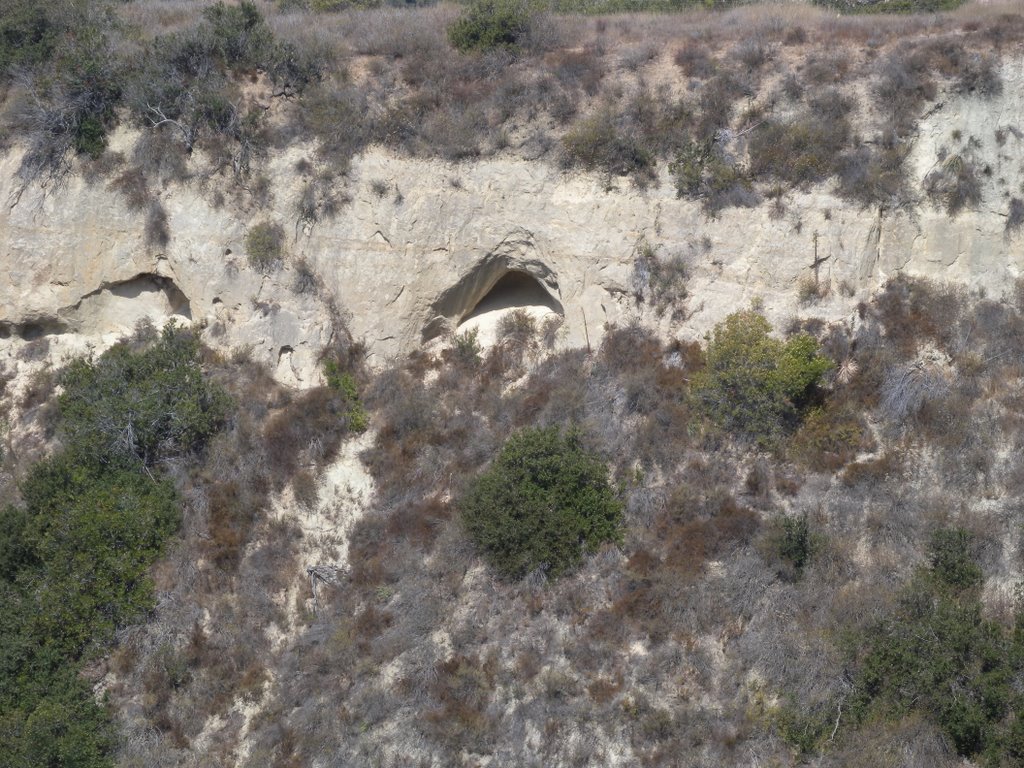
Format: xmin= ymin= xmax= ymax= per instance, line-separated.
xmin=245 ymin=221 xmax=286 ymax=273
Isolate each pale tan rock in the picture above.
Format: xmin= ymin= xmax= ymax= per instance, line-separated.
xmin=0 ymin=59 xmax=1022 ymax=382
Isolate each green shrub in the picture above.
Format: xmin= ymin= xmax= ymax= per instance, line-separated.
xmin=693 ymin=311 xmax=832 ymax=443
xmin=460 ymin=426 xmax=622 ymax=579
xmin=761 ymin=513 xmax=820 ymax=581
xmin=452 ymin=327 xmax=483 ymax=365
xmin=0 ymin=326 xmax=227 ymax=768
xmin=13 ymin=20 xmax=123 ymax=183
xmin=202 ymin=1 xmax=276 ymax=70
xmin=448 ymin=0 xmax=534 ymax=53
xmin=17 ymin=455 xmax=179 ymax=659
xmin=58 ymin=324 xmax=230 ymax=466
xmin=927 ymin=527 xmax=982 ymax=590
xmin=777 ymin=515 xmax=813 ymax=576
xmin=669 ymin=141 xmax=711 ymax=198
xmin=74 ymin=115 xmax=108 ymax=159
xmin=0 ymin=460 xmax=178 ymax=768
xmin=245 ymin=221 xmax=286 ymax=272
xmin=669 ymin=140 xmax=757 ymax=215
xmin=123 ymin=1 xmax=316 ymax=174
xmin=324 ymin=359 xmax=368 ymax=433
xmin=774 ymin=700 xmax=834 ymax=755
xmin=0 ymin=1 xmax=57 ymax=77
xmin=846 ymin=528 xmax=1020 ymax=760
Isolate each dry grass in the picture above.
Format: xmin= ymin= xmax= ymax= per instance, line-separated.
xmin=0 ymin=0 xmax=1008 ymax=221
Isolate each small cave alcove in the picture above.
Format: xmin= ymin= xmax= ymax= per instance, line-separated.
xmin=438 ymin=269 xmax=564 ymax=347
xmin=421 ymin=230 xmax=564 ymax=344
xmin=459 ymin=271 xmax=563 ymax=326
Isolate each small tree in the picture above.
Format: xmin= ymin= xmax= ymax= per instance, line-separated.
xmin=693 ymin=310 xmax=831 ymax=443
xmin=460 ymin=426 xmax=622 ymax=580
xmin=448 ymin=0 xmax=534 ymax=53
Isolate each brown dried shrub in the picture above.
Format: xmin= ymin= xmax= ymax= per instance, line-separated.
xmin=673 ymin=41 xmax=715 ymax=78
xmin=263 ymin=386 xmax=360 ymax=486
xmin=841 ymin=451 xmax=904 ymax=488
xmin=789 ymin=403 xmax=873 ymax=473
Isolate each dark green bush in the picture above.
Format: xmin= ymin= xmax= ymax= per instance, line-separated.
xmin=846 ymin=528 xmax=1021 ymax=760
xmin=17 ymin=455 xmax=179 ymax=659
xmin=0 ymin=326 xmax=227 ymax=768
xmin=0 ymin=1 xmax=57 ymax=77
xmin=58 ymin=325 xmax=230 ymax=466
xmin=760 ymin=513 xmax=820 ymax=582
xmin=460 ymin=426 xmax=622 ymax=579
xmin=693 ymin=311 xmax=832 ymax=443
xmin=0 ymin=459 xmax=178 ymax=768
xmin=927 ymin=527 xmax=982 ymax=590
xmin=448 ymin=0 xmax=534 ymax=53
xmin=777 ymin=515 xmax=813 ymax=576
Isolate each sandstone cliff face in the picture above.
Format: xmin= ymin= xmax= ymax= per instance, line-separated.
xmin=1 ymin=57 xmax=1022 ymax=382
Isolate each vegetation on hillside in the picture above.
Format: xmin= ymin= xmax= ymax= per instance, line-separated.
xmin=693 ymin=310 xmax=832 ymax=443
xmin=5 ymin=275 xmax=1024 ymax=764
xmin=0 ymin=326 xmax=226 ymax=767
xmin=2 ymin=0 xmax=1024 ymax=764
xmin=461 ymin=425 xmax=623 ymax=579
xmin=1 ymin=0 xmax=1016 ymax=220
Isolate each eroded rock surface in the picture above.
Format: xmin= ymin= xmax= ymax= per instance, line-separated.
xmin=2 ymin=58 xmax=1022 ymax=380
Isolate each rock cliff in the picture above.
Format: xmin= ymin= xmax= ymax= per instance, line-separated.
xmin=2 ymin=56 xmax=1022 ymax=382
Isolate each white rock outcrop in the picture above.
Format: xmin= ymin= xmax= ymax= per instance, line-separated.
xmin=1 ymin=58 xmax=1022 ymax=382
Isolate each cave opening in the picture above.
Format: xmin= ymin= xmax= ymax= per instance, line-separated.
xmin=460 ymin=271 xmax=561 ymax=325
xmin=455 ymin=270 xmax=563 ymax=345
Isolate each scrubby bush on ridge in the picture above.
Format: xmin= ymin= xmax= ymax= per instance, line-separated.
xmin=694 ymin=310 xmax=832 ymax=443
xmin=2 ymin=0 xmax=1015 ymax=219
xmin=448 ymin=0 xmax=536 ymax=53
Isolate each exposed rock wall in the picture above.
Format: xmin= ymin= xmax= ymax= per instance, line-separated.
xmin=1 ymin=57 xmax=1022 ymax=382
